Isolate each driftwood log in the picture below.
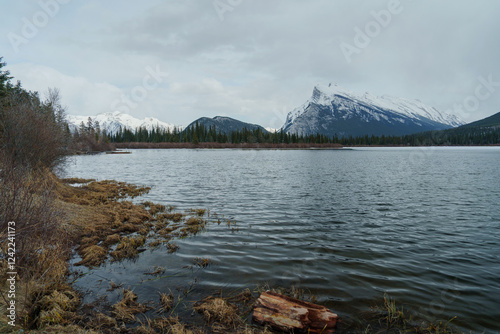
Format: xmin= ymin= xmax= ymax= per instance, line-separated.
xmin=253 ymin=291 xmax=338 ymax=333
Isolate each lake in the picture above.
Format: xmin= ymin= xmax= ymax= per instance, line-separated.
xmin=63 ymin=147 xmax=500 ymax=333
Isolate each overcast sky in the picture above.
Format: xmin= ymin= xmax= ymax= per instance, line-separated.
xmin=1 ymin=0 xmax=499 ymax=128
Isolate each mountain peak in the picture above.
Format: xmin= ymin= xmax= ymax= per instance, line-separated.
xmin=307 ymin=83 xmax=464 ymax=127
xmin=283 ymin=83 xmax=464 ymax=137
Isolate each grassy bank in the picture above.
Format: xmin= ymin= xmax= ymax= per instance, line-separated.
xmin=0 ymin=175 xmax=273 ymax=333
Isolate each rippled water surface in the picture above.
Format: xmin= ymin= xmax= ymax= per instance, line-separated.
xmin=64 ymin=147 xmax=500 ymax=332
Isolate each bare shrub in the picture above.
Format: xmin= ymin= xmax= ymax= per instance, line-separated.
xmin=0 ymin=90 xmax=68 ymax=171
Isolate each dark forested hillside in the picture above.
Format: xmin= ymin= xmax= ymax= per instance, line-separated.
xmin=109 ymin=111 xmax=500 ymax=146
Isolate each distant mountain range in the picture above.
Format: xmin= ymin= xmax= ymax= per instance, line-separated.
xmin=184 ymin=116 xmax=268 ymax=134
xmin=282 ymin=83 xmax=464 ymax=137
xmin=67 ymin=83 xmax=480 ymax=139
xmin=66 ymin=111 xmax=177 ymax=134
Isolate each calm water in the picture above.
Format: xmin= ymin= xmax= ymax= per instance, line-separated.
xmin=64 ymin=147 xmax=500 ymax=332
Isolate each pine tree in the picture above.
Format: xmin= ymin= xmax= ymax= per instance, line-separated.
xmin=0 ymin=57 xmax=12 ymax=97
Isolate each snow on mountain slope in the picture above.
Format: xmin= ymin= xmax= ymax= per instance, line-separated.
xmin=282 ymin=83 xmax=464 ymax=137
xmin=67 ymin=111 xmax=177 ymax=134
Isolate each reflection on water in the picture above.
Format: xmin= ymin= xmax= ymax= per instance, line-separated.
xmin=65 ymin=147 xmax=500 ymax=332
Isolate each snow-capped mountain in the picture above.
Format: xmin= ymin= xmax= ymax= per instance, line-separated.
xmin=282 ymin=83 xmax=465 ymax=138
xmin=67 ymin=111 xmax=178 ymax=134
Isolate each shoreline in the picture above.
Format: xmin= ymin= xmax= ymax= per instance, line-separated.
xmin=114 ymin=142 xmax=344 ymax=150
xmin=1 ymin=176 xmax=463 ymax=334
xmin=111 ymin=142 xmax=500 ymax=151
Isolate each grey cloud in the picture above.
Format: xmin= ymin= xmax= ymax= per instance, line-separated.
xmin=1 ymin=0 xmax=498 ymax=126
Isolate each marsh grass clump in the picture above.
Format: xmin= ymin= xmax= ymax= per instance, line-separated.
xmin=76 ymin=245 xmax=107 ymax=267
xmin=185 ymin=217 xmax=205 ymax=226
xmin=181 ymin=217 xmax=207 ymax=236
xmin=110 ymin=235 xmax=146 ymax=261
xmin=157 ymin=226 xmax=176 ymax=236
xmin=79 ymin=235 xmax=101 ymax=248
xmin=141 ymin=201 xmax=154 ymax=208
xmin=158 ymin=291 xmax=174 ymax=313
xmin=188 ymin=208 xmax=206 ymax=216
xmin=193 ymin=257 xmax=214 ymax=268
xmin=59 ymin=180 xmax=151 ymax=206
xmin=103 ymin=233 xmax=121 ymax=247
xmin=159 ymin=212 xmax=184 ymax=222
xmin=148 ymin=239 xmax=163 ymax=248
xmin=116 ymin=222 xmax=141 ymax=233
xmin=166 ymin=242 xmax=180 ymax=253
xmin=112 ymin=288 xmax=151 ymax=322
xmin=142 ymin=202 xmax=167 ymax=216
xmin=154 ymin=219 xmax=168 ymax=230
xmin=38 ymin=290 xmax=80 ymax=326
xmin=194 ymin=296 xmax=242 ymax=329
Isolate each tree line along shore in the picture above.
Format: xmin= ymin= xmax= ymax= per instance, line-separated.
xmin=74 ymin=114 xmax=500 ymax=151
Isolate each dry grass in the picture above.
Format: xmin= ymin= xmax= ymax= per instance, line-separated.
xmin=56 ymin=180 xmax=156 ymax=268
xmin=102 ymin=233 xmax=121 ymax=246
xmin=110 ymin=235 xmax=146 ymax=261
xmin=88 ymin=312 xmax=118 ymax=330
xmin=112 ymin=288 xmax=151 ymax=322
xmin=58 ymin=179 xmax=151 ymax=205
xmin=37 ymin=290 xmax=80 ymax=326
xmin=194 ymin=297 xmax=242 ymax=329
xmin=75 ymin=245 xmax=107 ymax=267
xmin=148 ymin=239 xmax=163 ymax=248
xmin=142 ymin=202 xmax=167 ymax=216
xmin=159 ymin=212 xmax=184 ymax=222
xmin=181 ymin=217 xmax=207 ymax=236
xmin=158 ymin=291 xmax=174 ymax=313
